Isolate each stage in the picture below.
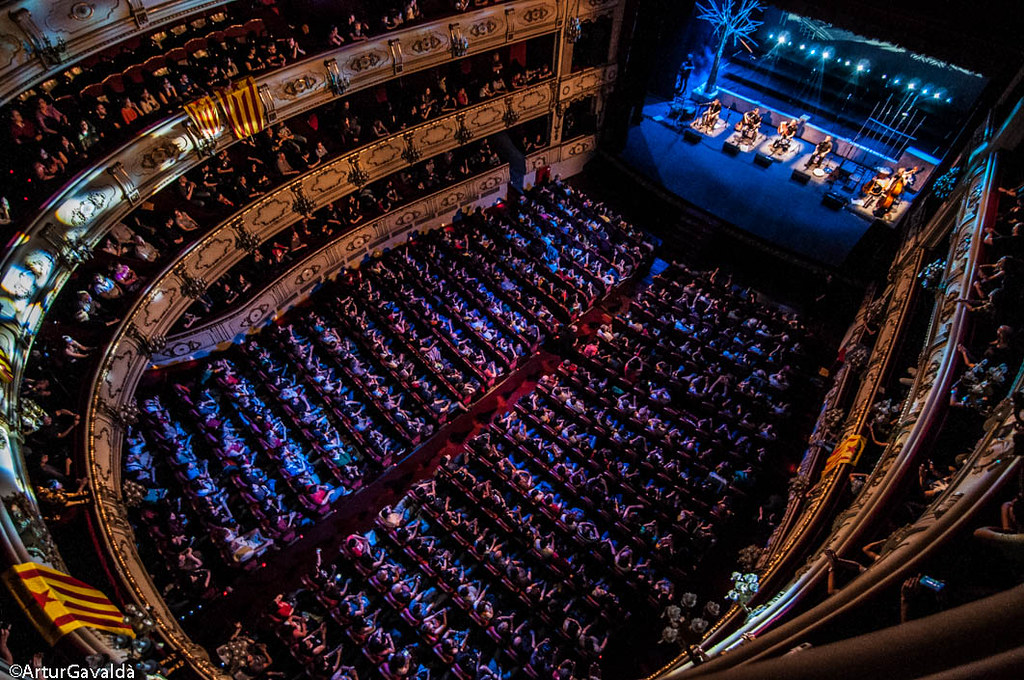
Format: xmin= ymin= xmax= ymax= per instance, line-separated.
xmin=620 ymin=98 xmax=914 ymax=266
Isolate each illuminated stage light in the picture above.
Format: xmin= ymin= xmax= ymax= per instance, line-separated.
xmin=922 ymin=88 xmax=929 ymax=94
xmin=844 ymin=60 xmax=851 ymax=66
xmin=882 ymin=74 xmax=888 ymax=79
xmin=893 ymin=78 xmax=901 ymax=84
xmin=946 ymin=97 xmax=953 ymax=103
xmin=809 ymin=49 xmax=816 ymax=55
xmin=799 ymin=44 xmax=805 ymax=50
xmin=822 ymin=50 xmax=831 ymax=59
xmin=933 ymin=93 xmax=942 ymax=99
xmin=908 ymin=82 xmax=916 ymax=90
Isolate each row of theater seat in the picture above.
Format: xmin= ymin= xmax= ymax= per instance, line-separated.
xmin=242 ymin=183 xmax=810 ymax=680
xmin=123 ymin=182 xmax=651 ymax=602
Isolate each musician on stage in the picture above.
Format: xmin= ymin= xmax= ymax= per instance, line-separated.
xmin=771 ymin=118 xmax=798 ymax=152
xmin=675 ymin=55 xmax=694 ymax=98
xmin=739 ymin=107 xmax=761 ymax=141
xmin=896 ymin=166 xmax=919 ymax=190
xmin=861 ymin=168 xmax=892 ymax=210
xmin=804 ymin=135 xmax=833 ymax=169
xmin=699 ymin=98 xmax=722 ymax=131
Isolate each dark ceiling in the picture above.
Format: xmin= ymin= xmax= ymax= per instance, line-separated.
xmin=766 ymin=0 xmax=1024 ymax=79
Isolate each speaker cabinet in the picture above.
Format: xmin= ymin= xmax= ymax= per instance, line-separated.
xmin=753 ymin=153 xmax=773 ymax=168
xmin=822 ymin=192 xmax=848 ymax=210
xmin=790 ymin=169 xmax=811 ymax=184
xmin=682 ymin=128 xmax=702 ymax=144
xmin=722 ymin=141 xmax=740 ymax=156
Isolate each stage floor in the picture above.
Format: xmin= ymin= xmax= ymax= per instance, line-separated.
xmin=620 ymin=99 xmax=888 ymax=266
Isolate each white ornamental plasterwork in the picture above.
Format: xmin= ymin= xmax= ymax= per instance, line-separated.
xmin=0 ymin=1 xmax=237 ymax=104
xmin=0 ymin=29 xmax=23 ymax=70
xmin=518 ymin=1 xmax=557 ymax=25
xmin=365 ymin=142 xmax=405 ymax=169
xmin=42 ymin=0 xmax=121 ymax=36
xmin=465 ymin=104 xmax=504 ymax=129
xmin=407 ymin=28 xmax=448 ymax=56
xmin=420 ymin=118 xmax=459 ymax=146
xmin=307 ymin=166 xmax=349 ymax=195
xmin=565 ymin=135 xmax=595 ymax=156
xmin=278 ymin=71 xmax=327 ymax=100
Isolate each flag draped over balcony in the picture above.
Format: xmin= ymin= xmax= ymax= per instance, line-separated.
xmin=216 ymin=76 xmax=267 ymax=139
xmin=184 ymin=94 xmax=222 ymax=138
xmin=3 ymin=562 xmax=134 ymax=644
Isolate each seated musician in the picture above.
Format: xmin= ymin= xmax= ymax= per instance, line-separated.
xmin=804 ymin=135 xmax=833 ymax=169
xmin=771 ymin=119 xmax=798 ymax=152
xmin=700 ymin=99 xmax=722 ymax=130
xmin=739 ymin=108 xmax=761 ymax=140
xmin=861 ymin=168 xmax=892 ymax=209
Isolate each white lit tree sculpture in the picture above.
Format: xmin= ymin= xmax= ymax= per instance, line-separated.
xmin=695 ymin=0 xmax=763 ymax=98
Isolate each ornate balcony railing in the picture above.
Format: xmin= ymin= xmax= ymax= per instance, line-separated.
xmin=654 ymin=148 xmax=1001 ymax=677
xmin=81 ymin=163 xmax=509 ymax=678
xmin=0 ymin=0 xmax=562 ymax=491
xmin=0 ymin=0 xmax=238 ymax=106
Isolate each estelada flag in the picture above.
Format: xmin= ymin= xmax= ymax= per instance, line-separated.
xmin=184 ymin=94 xmax=222 ymax=138
xmin=3 ymin=562 xmax=135 ymax=644
xmin=0 ymin=346 xmax=13 ymax=383
xmin=216 ymin=76 xmax=266 ymax=140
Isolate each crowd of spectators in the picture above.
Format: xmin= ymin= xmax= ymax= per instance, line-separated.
xmin=19 ymin=43 xmax=553 ymax=538
xmin=178 ymin=138 xmax=509 ymax=328
xmin=827 ymin=170 xmax=1024 ymax=592
xmin=0 ymin=0 xmax=517 ymax=228
xmin=212 ymin=181 xmax=811 ymax=679
xmin=953 ymin=181 xmax=1024 ymax=411
xmin=2 ymin=15 xmax=280 ymax=221
xmin=122 ymin=180 xmax=649 ymax=603
xmin=25 ymin=35 xmax=555 ymax=403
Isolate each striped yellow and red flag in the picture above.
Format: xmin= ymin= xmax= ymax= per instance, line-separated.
xmin=0 ymin=346 xmax=13 ymax=383
xmin=184 ymin=94 xmax=222 ymax=138
xmin=216 ymin=76 xmax=266 ymax=140
xmin=3 ymin=562 xmax=134 ymax=645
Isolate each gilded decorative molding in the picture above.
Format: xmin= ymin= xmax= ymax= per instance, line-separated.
xmin=153 ymin=166 xmax=511 ymax=363
xmin=0 ymin=1 xmax=598 ymax=670
xmin=79 ymin=83 xmax=559 ymax=670
xmin=84 ymin=165 xmax=512 ymax=678
xmin=0 ymin=0 xmax=562 ymax=418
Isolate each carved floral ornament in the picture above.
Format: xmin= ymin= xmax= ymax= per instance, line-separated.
xmin=520 ymin=7 xmax=552 ymax=23
xmin=140 ymin=138 xmax=184 ymax=170
xmin=283 ymin=74 xmax=317 ymax=97
xmin=69 ymin=3 xmax=94 ymax=21
xmin=410 ymin=32 xmax=444 ymax=54
xmin=345 ymin=232 xmax=373 ymax=251
xmin=349 ymin=50 xmax=383 ymax=73
xmin=469 ymin=20 xmax=499 ymax=38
